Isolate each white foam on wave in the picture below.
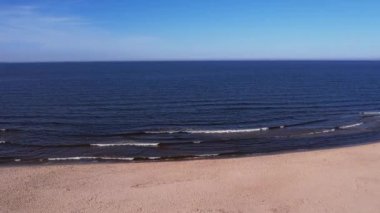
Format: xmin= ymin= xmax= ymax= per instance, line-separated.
xmin=91 ymin=142 xmax=159 ymax=147
xmin=148 ymin=157 xmax=161 ymax=160
xmin=339 ymin=122 xmax=363 ymax=129
xmin=361 ymin=112 xmax=380 ymax=116
xmin=308 ymin=128 xmax=336 ymax=135
xmin=0 ymin=129 xmax=5 ymax=132
xmin=0 ymin=141 xmax=6 ymax=144
xmin=100 ymin=157 xmax=135 ymax=161
xmin=146 ymin=130 xmax=178 ymax=134
xmin=196 ymin=154 xmax=219 ymax=157
xmin=48 ymin=157 xmax=98 ymax=161
xmin=48 ymin=156 xmax=134 ymax=161
xmin=144 ymin=127 xmax=269 ymax=135
xmin=187 ymin=127 xmax=269 ymax=134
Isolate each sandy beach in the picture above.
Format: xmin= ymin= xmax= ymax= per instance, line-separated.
xmin=1 ymin=143 xmax=380 ymax=213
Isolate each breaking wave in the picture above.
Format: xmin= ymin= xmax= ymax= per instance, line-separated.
xmin=91 ymin=142 xmax=160 ymax=147
xmin=361 ymin=112 xmax=380 ymax=117
xmin=186 ymin=127 xmax=269 ymax=134
xmin=48 ymin=156 xmax=135 ymax=161
xmin=34 ymin=154 xmax=222 ymax=162
xmin=0 ymin=140 xmax=208 ymax=148
xmin=308 ymin=122 xmax=364 ymax=135
xmin=308 ymin=128 xmax=336 ymax=135
xmin=338 ymin=122 xmax=363 ymax=130
xmin=111 ymin=119 xmax=329 ymax=136
xmin=2 ymin=151 xmax=248 ymax=163
xmin=65 ymin=119 xmax=330 ymax=138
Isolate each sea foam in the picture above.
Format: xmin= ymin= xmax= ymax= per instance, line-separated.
xmin=339 ymin=122 xmax=363 ymax=129
xmin=196 ymin=154 xmax=219 ymax=157
xmin=361 ymin=112 xmax=380 ymax=116
xmin=186 ymin=127 xmax=269 ymax=134
xmin=308 ymin=128 xmax=336 ymax=135
xmin=48 ymin=156 xmax=135 ymax=161
xmin=91 ymin=142 xmax=160 ymax=147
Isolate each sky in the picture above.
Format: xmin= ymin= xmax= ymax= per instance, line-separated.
xmin=0 ymin=0 xmax=380 ymax=62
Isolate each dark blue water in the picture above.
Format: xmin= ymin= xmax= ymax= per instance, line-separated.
xmin=1 ymin=61 xmax=380 ymax=163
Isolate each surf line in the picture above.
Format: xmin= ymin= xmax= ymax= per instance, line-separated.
xmin=308 ymin=122 xmax=364 ymax=135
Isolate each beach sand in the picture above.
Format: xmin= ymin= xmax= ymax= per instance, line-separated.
xmin=1 ymin=143 xmax=380 ymax=213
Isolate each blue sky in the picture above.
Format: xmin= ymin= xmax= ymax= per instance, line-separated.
xmin=0 ymin=0 xmax=380 ymax=61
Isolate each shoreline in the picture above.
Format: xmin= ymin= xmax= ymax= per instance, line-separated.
xmin=1 ymin=142 xmax=380 ymax=212
xmin=1 ymin=139 xmax=379 ymax=166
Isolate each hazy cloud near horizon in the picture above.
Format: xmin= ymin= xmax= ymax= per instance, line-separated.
xmin=0 ymin=5 xmax=165 ymax=62
xmin=1 ymin=1 xmax=380 ymax=62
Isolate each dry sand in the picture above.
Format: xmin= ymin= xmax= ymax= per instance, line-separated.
xmin=1 ymin=143 xmax=380 ymax=213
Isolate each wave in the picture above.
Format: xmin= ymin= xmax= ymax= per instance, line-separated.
xmin=74 ymin=119 xmax=329 ymax=138
xmin=0 ymin=141 xmax=92 ymax=148
xmin=0 ymin=128 xmax=21 ymax=133
xmin=338 ymin=122 xmax=363 ymax=130
xmin=136 ymin=119 xmax=329 ymax=135
xmin=361 ymin=112 xmax=380 ymax=117
xmin=307 ymin=122 xmax=364 ymax=135
xmin=0 ymin=140 xmax=206 ymax=148
xmin=0 ymin=140 xmax=161 ymax=148
xmin=195 ymin=153 xmax=219 ymax=157
xmin=46 ymin=156 xmax=198 ymax=161
xmin=91 ymin=140 xmax=205 ymax=147
xmin=91 ymin=142 xmax=160 ymax=147
xmin=147 ymin=157 xmax=161 ymax=160
xmin=186 ymin=127 xmax=269 ymax=134
xmin=267 ymin=121 xmax=324 ymax=130
xmin=48 ymin=156 xmax=135 ymax=161
xmin=145 ymin=119 xmax=328 ymax=135
xmin=125 ymin=128 xmax=269 ymax=135
xmin=47 ymin=154 xmax=220 ymax=162
xmin=5 ymin=152 xmax=241 ymax=163
xmin=308 ymin=128 xmax=336 ymax=135
xmin=145 ymin=130 xmax=180 ymax=134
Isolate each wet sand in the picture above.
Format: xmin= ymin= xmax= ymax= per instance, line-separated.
xmin=1 ymin=143 xmax=380 ymax=213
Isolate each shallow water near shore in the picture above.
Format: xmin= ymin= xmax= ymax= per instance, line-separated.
xmin=1 ymin=61 xmax=380 ymax=163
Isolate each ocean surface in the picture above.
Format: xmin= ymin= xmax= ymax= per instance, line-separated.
xmin=1 ymin=61 xmax=380 ymax=163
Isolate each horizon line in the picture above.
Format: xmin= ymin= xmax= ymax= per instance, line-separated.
xmin=1 ymin=59 xmax=380 ymax=64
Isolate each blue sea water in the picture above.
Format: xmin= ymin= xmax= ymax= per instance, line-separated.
xmin=1 ymin=61 xmax=380 ymax=163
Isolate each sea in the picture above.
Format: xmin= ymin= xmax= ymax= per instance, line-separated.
xmin=1 ymin=61 xmax=380 ymax=163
